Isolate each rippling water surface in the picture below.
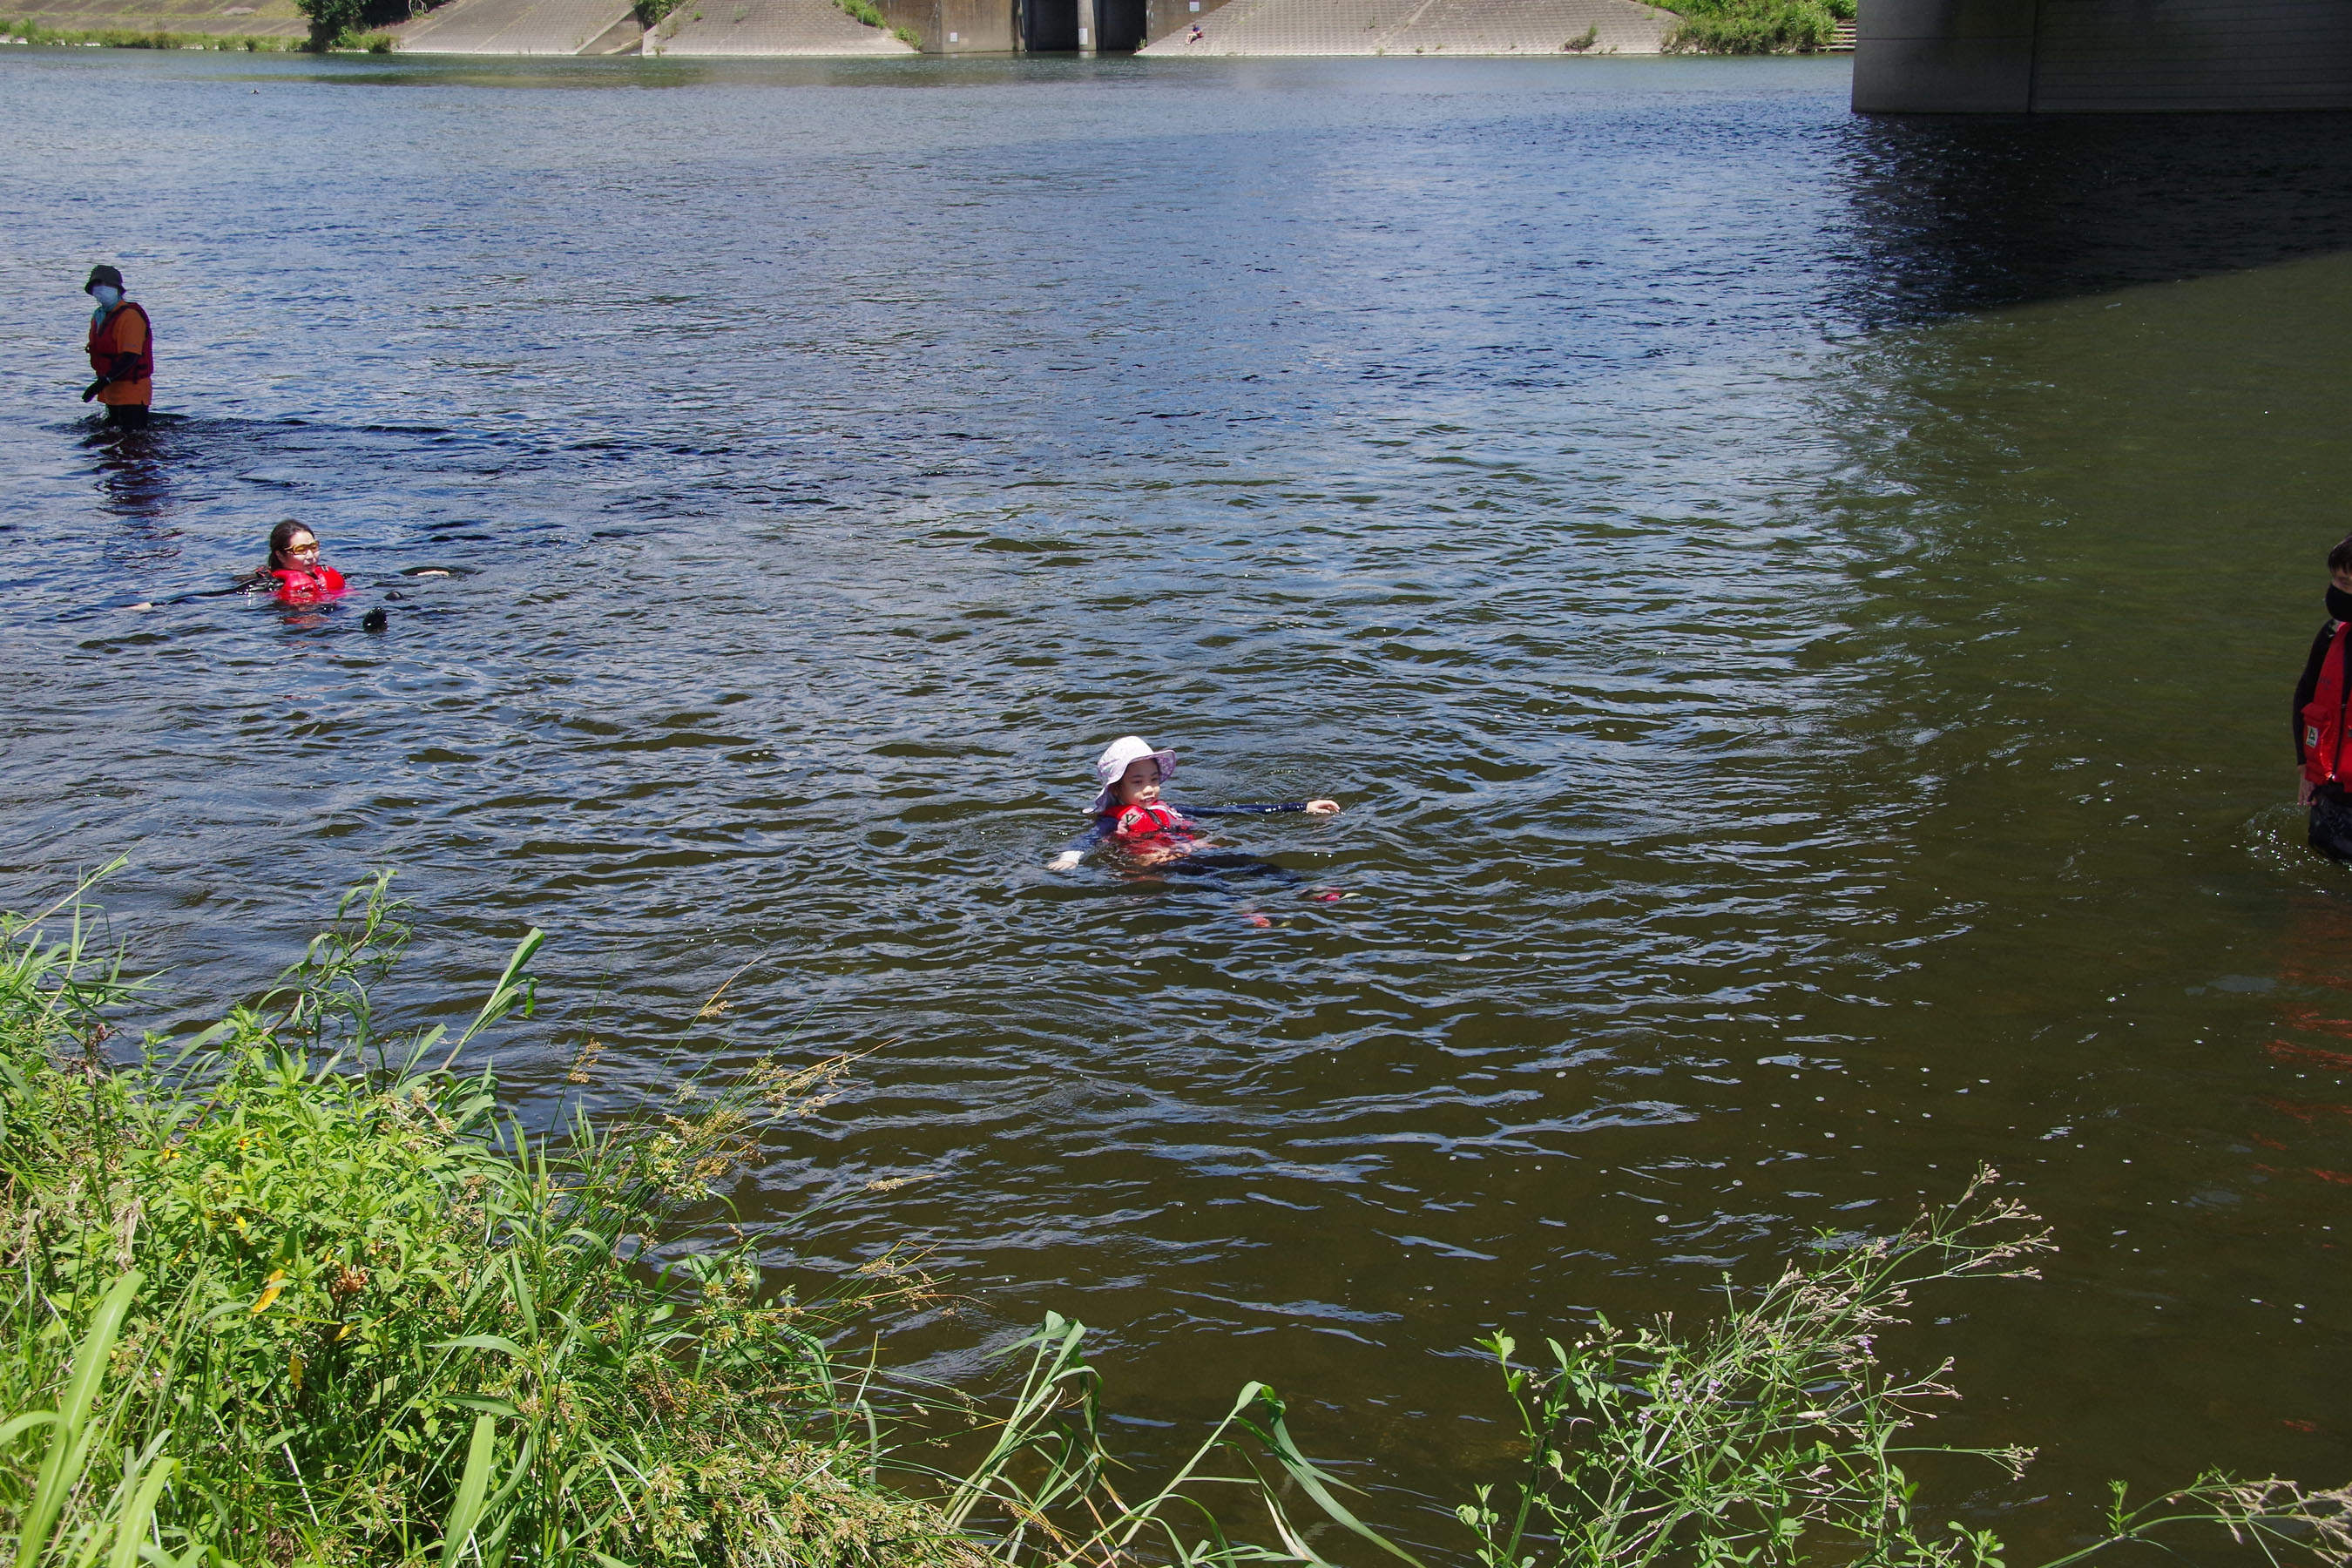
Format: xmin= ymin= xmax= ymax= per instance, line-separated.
xmin=7 ymin=49 xmax=2352 ymax=1549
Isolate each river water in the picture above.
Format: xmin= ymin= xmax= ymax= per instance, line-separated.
xmin=4 ymin=47 xmax=2352 ymax=1553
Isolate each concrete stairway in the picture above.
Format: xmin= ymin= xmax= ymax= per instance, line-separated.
xmin=394 ymin=0 xmax=637 ymax=51
xmin=649 ymin=0 xmax=913 ymax=52
xmin=1143 ymin=0 xmax=1671 ymax=55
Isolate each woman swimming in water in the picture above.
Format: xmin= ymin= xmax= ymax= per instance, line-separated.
xmin=1046 ymin=734 xmax=1340 ymax=874
xmin=247 ymin=519 xmax=347 ymax=605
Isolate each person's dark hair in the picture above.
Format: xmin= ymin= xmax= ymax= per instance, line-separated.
xmin=2328 ymin=534 xmax=2352 ymax=578
xmin=267 ymin=519 xmax=317 ymax=571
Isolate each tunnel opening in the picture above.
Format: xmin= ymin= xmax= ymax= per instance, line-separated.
xmin=1094 ymin=0 xmax=1143 ymax=50
xmin=1020 ymin=0 xmax=1079 ymax=50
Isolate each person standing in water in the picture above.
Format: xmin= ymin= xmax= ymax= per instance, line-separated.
xmin=81 ymin=265 xmax=153 ymax=429
xmin=2293 ymin=533 xmax=2352 ymax=861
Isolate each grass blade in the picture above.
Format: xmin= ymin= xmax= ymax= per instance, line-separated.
xmin=438 ymin=1416 xmax=499 ymax=1568
xmin=16 ymin=1270 xmax=144 ymax=1568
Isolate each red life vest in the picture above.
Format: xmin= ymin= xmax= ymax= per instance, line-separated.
xmin=86 ymin=301 xmax=154 ymax=406
xmin=2303 ymin=620 xmax=2352 ymax=788
xmin=272 ymin=564 xmax=348 ymax=605
xmin=1106 ymin=801 xmax=1193 ymax=841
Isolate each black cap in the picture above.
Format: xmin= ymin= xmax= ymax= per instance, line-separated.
xmin=84 ymin=264 xmax=124 ymax=295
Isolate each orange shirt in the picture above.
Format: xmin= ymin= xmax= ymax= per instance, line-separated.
xmin=87 ymin=302 xmax=152 ymax=407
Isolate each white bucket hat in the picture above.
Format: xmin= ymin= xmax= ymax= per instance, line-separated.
xmin=1087 ymin=734 xmax=1177 ymax=814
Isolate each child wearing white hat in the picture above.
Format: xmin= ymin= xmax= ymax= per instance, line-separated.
xmin=1046 ymin=734 xmax=1340 ymax=872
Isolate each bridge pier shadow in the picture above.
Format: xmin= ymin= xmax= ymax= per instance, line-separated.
xmin=1835 ymin=110 xmax=2352 ymax=321
xmin=1856 ymin=0 xmax=2352 ymax=113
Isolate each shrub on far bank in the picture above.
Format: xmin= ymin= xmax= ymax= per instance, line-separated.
xmin=289 ymin=0 xmax=411 ymax=51
xmin=1660 ymin=0 xmax=1848 ymax=53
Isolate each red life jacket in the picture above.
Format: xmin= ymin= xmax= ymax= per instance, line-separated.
xmin=2303 ymin=620 xmax=2352 ymax=788
xmin=86 ymin=301 xmax=154 ymax=405
xmin=272 ymin=564 xmax=348 ymax=605
xmin=1106 ymin=801 xmax=1193 ymax=841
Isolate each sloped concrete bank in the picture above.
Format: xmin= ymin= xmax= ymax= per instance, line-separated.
xmin=393 ymin=0 xmax=635 ymax=51
xmin=1141 ymin=0 xmax=1672 ymax=56
xmin=645 ymin=0 xmax=914 ymax=55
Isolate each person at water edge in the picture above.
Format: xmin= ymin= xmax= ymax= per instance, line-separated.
xmin=2293 ymin=532 xmax=2352 ymax=861
xmin=1185 ymin=22 xmax=1203 ymax=41
xmin=1046 ymin=734 xmax=1339 ymax=872
xmin=248 ymin=520 xmax=348 ymax=605
xmin=81 ymin=265 xmax=152 ymax=429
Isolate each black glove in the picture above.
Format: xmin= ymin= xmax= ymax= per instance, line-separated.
xmin=108 ymin=353 xmax=142 ymax=379
xmin=81 ymin=378 xmax=107 ymax=402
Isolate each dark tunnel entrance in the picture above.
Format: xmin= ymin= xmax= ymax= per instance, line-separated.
xmin=1020 ymin=0 xmax=1078 ymax=50
xmin=1020 ymin=0 xmax=1144 ymax=50
xmin=1094 ymin=0 xmax=1143 ymax=50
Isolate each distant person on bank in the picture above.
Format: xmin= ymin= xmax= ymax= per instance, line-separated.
xmin=81 ymin=264 xmax=152 ymax=429
xmin=2293 ymin=533 xmax=2352 ymax=860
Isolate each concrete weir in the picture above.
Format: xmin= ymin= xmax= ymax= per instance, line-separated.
xmin=1139 ymin=0 xmax=1672 ymax=56
xmin=1855 ymin=0 xmax=2352 ymax=112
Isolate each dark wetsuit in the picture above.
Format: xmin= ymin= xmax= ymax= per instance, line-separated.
xmin=2294 ymin=605 xmax=2352 ymax=862
xmin=1062 ymin=801 xmax=1315 ymax=882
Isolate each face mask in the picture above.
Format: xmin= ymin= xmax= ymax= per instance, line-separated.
xmin=91 ymin=285 xmax=121 ymax=309
xmin=2328 ymin=585 xmax=2352 ymax=624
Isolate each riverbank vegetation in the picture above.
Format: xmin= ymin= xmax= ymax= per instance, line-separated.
xmin=828 ymin=0 xmax=918 ymax=50
xmin=0 ymin=18 xmax=304 ymax=46
xmin=1659 ymin=0 xmax=1848 ymax=53
xmin=0 ymin=874 xmax=983 ymax=1565
xmin=5 ymin=873 xmax=2349 ymax=1568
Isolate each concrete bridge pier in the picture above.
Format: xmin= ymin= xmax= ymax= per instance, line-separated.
xmin=1855 ymin=0 xmax=2352 ymax=113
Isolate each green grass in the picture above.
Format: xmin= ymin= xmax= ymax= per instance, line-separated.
xmin=0 ymin=17 xmax=301 ymax=46
xmin=0 ymin=871 xmax=977 ymax=1567
xmin=1456 ymin=1173 xmax=2352 ymax=1568
xmin=828 ymin=0 xmax=915 ymax=42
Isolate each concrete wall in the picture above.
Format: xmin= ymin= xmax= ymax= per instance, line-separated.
xmin=1855 ymin=0 xmax=2352 ymax=112
xmin=874 ymin=0 xmax=1220 ymax=51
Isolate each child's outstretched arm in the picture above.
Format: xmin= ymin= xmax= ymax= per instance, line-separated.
xmin=1047 ymin=818 xmax=1112 ymax=872
xmin=1184 ymin=800 xmax=1342 ymax=816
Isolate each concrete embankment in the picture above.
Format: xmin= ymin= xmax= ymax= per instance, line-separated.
xmin=646 ymin=0 xmax=913 ymax=55
xmin=393 ymin=0 xmax=635 ymax=51
xmin=1141 ymin=0 xmax=1672 ymax=56
xmin=389 ymin=0 xmax=913 ymax=55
